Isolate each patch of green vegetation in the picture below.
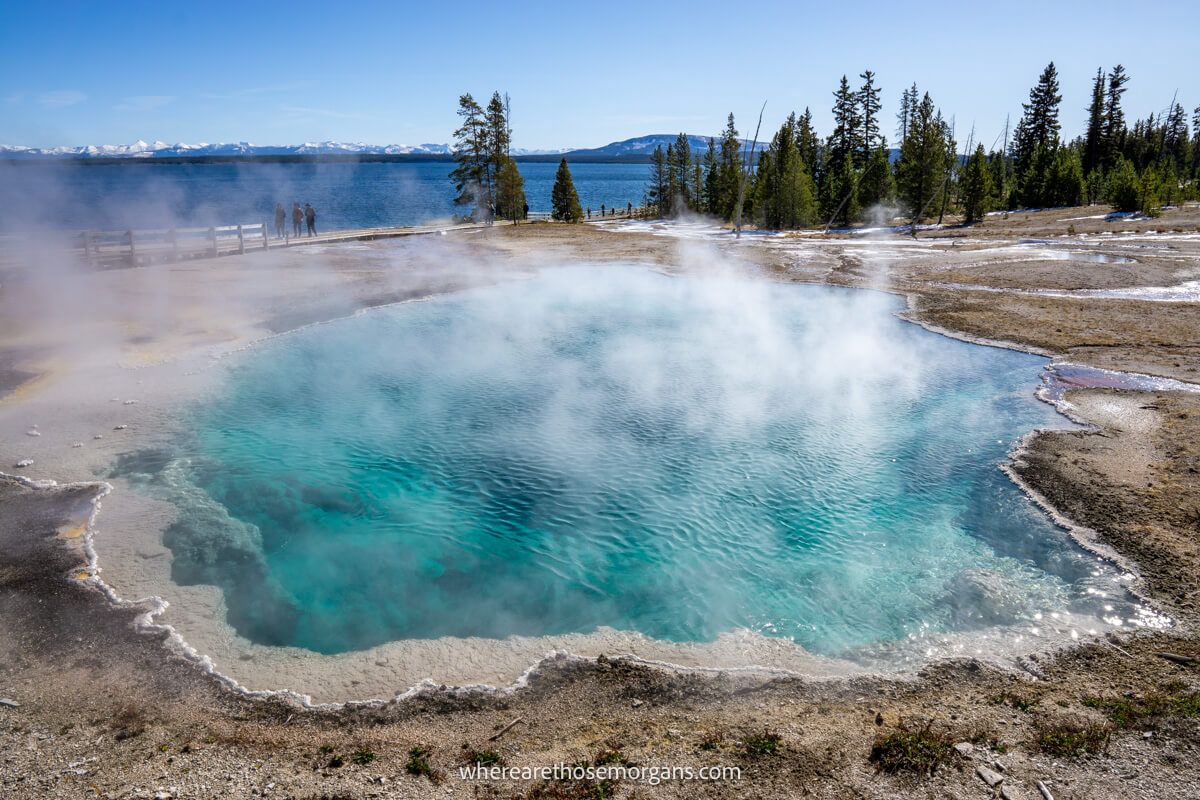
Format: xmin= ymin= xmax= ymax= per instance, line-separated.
xmin=463 ymin=748 xmax=502 ymax=766
xmin=1082 ymin=690 xmax=1200 ymax=730
xmin=990 ymin=691 xmax=1040 ymax=712
xmin=405 ymin=745 xmax=443 ymax=782
xmin=869 ymin=722 xmax=953 ymax=776
xmin=350 ymin=749 xmax=376 ymax=765
xmin=326 ymin=754 xmax=345 ymax=769
xmin=317 ymin=744 xmax=334 ymax=755
xmin=1033 ymin=720 xmax=1111 ymax=758
xmin=743 ymin=730 xmax=782 ymax=757
xmin=698 ymin=732 xmax=723 ymax=752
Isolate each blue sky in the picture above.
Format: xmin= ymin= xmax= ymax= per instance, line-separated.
xmin=2 ymin=1 xmax=1197 ymax=150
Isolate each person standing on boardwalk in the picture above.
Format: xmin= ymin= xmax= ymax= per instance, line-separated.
xmin=305 ymin=203 xmax=316 ymax=237
xmin=600 ymin=203 xmax=606 ymax=218
xmin=274 ymin=203 xmax=286 ymax=239
xmin=292 ymin=202 xmax=303 ymax=237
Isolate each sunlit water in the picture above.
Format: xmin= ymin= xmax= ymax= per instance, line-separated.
xmin=0 ymin=160 xmax=649 ymax=232
xmin=114 ymin=265 xmax=1147 ymax=660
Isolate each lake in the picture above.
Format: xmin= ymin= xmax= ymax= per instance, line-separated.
xmin=0 ymin=160 xmax=651 ymax=232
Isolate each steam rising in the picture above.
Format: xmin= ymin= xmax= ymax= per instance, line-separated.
xmin=104 ymin=257 xmax=1140 ymax=661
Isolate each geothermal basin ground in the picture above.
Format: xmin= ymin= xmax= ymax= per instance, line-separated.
xmin=2 ymin=206 xmax=1200 ymax=799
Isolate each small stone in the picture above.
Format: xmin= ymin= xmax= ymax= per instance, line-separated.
xmin=631 ymin=699 xmax=644 ymax=708
xmin=113 ymin=424 xmax=128 ymax=430
xmin=26 ymin=429 xmax=41 ymax=437
xmin=93 ymin=434 xmax=104 ymax=440
xmin=976 ymin=765 xmax=1004 ymax=788
xmin=1000 ymin=785 xmax=1023 ymax=800
xmin=1143 ymin=731 xmax=1154 ymax=739
xmin=953 ymin=742 xmax=974 ymax=757
xmin=72 ymin=442 xmax=84 ymax=448
xmin=0 ymin=698 xmax=20 ymax=708
xmin=14 ymin=459 xmax=33 ymax=468
xmin=123 ymin=399 xmax=138 ymax=405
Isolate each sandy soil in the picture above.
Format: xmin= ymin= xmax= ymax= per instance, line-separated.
xmin=2 ymin=205 xmax=1200 ymax=798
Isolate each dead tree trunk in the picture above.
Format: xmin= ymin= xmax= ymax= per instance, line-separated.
xmin=733 ymin=102 xmax=766 ymax=239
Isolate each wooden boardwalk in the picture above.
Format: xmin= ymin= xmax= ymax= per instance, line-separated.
xmin=1 ymin=210 xmax=650 ymax=269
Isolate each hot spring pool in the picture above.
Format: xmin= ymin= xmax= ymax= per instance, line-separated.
xmin=119 ymin=265 xmax=1151 ymax=666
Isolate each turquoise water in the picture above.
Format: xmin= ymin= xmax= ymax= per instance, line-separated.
xmin=129 ymin=266 xmax=1137 ymax=658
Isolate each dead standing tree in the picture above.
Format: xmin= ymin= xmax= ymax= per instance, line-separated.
xmin=733 ymin=102 xmax=767 ymax=239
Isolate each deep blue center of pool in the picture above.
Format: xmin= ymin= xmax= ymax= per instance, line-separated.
xmin=144 ymin=265 xmax=1129 ymax=656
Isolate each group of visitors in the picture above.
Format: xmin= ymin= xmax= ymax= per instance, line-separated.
xmin=585 ymin=202 xmax=633 ymax=220
xmin=273 ymin=202 xmax=317 ymax=239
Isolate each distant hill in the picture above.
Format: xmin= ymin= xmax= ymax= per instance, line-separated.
xmin=564 ymin=134 xmax=758 ymax=158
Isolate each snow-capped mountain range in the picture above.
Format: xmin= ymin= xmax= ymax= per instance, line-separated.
xmin=0 ymin=134 xmax=775 ymax=161
xmin=0 ymin=139 xmax=573 ymax=159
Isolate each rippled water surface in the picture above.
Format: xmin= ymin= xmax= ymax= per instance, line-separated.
xmin=132 ymin=265 xmax=1145 ymax=657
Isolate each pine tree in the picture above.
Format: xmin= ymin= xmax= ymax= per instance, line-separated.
xmin=691 ymin=153 xmax=705 ymax=213
xmin=1011 ymin=62 xmax=1063 ymax=206
xmin=859 ymin=142 xmax=895 ymax=210
xmin=896 ymin=92 xmax=950 ymax=225
xmin=756 ymin=113 xmax=819 ymax=229
xmin=449 ymin=93 xmax=488 ymax=217
xmin=494 ymin=157 xmax=526 ymax=223
xmin=796 ymin=108 xmax=819 ymax=173
xmin=702 ymin=139 xmax=719 ymax=212
xmin=1163 ymin=101 xmax=1189 ymax=174
xmin=828 ymin=75 xmax=862 ymax=172
xmin=1048 ymin=147 xmax=1084 ymax=207
xmin=551 ymin=158 xmax=583 ymax=222
xmin=1082 ymin=68 xmax=1106 ymax=175
xmin=822 ymin=76 xmax=865 ymax=224
xmin=960 ymin=144 xmax=993 ymax=223
xmin=858 ymin=70 xmax=882 ymax=166
xmin=937 ymin=116 xmax=958 ymax=224
xmin=1102 ymin=65 xmax=1129 ymax=169
xmin=1105 ymin=157 xmax=1139 ymax=211
xmin=987 ymin=150 xmax=1007 ymax=206
xmin=646 ymin=146 xmax=669 ymax=216
xmin=713 ymin=114 xmax=743 ymax=220
xmin=1193 ymin=106 xmax=1200 ymax=180
xmin=668 ymin=132 xmax=693 ymax=212
xmin=483 ymin=92 xmax=511 ymax=213
xmin=897 ymin=84 xmax=918 ymax=145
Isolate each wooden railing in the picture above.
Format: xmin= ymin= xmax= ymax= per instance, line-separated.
xmin=78 ymin=223 xmax=269 ymax=265
xmin=524 ymin=207 xmax=647 ymax=222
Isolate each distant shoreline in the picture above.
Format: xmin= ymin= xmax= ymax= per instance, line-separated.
xmin=0 ymin=152 xmax=655 ymax=166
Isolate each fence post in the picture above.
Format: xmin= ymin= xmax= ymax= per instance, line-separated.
xmin=262 ymin=222 xmax=269 ymax=250
xmin=208 ymin=227 xmax=218 ymax=257
xmin=126 ymin=229 xmax=136 ymax=265
xmin=237 ymin=225 xmax=245 ymax=254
